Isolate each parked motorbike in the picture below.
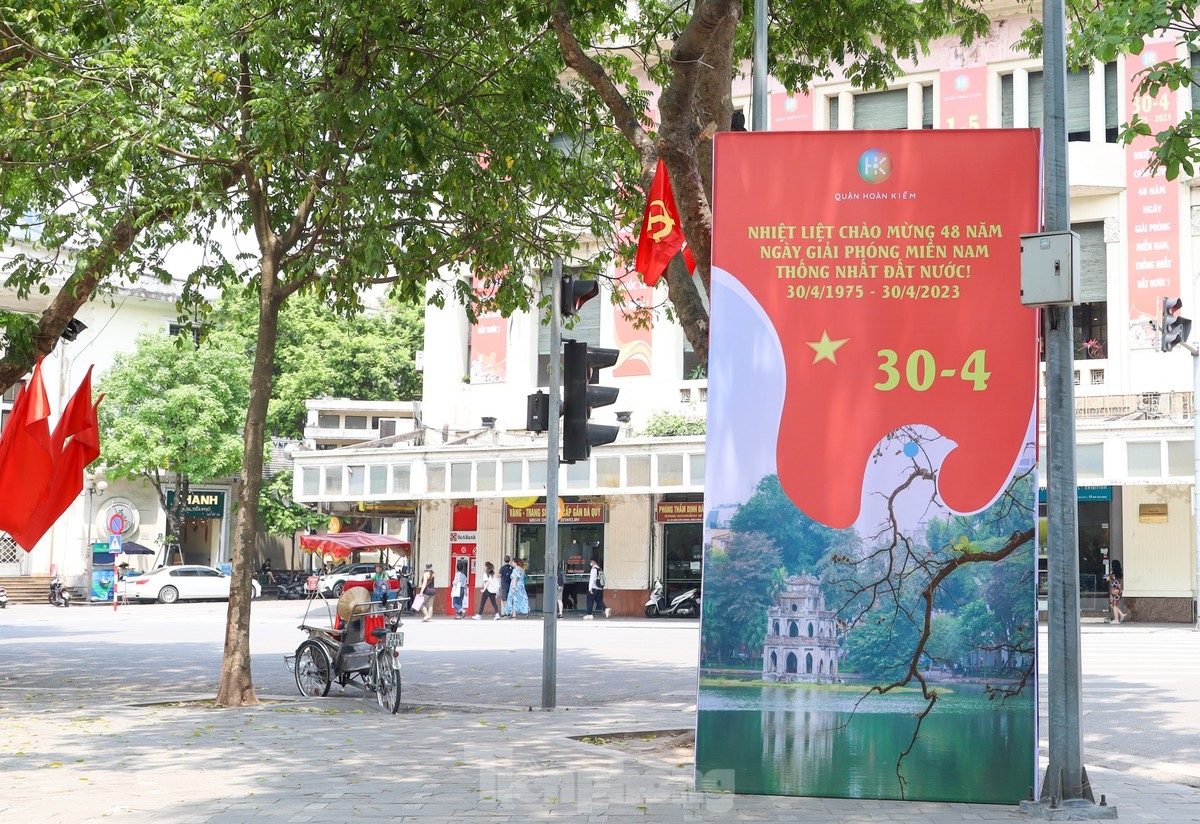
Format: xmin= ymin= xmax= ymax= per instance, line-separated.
xmin=276 ymin=573 xmax=309 ymax=600
xmin=644 ymin=579 xmax=699 ymax=618
xmin=48 ymin=577 xmax=71 ymax=608
xmin=0 ymin=585 xmax=7 ymax=608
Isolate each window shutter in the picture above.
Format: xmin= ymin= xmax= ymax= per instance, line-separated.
xmin=853 ymin=89 xmax=908 ymax=130
xmin=1072 ymin=221 xmax=1107 ymax=303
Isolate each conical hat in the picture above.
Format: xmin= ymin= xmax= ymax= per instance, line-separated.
xmin=336 ymin=586 xmax=370 ymax=622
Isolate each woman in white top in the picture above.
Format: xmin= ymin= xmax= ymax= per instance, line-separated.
xmin=473 ymin=561 xmax=502 ymax=620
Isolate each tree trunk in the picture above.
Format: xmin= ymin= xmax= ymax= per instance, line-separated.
xmin=215 ymin=260 xmax=282 ymax=707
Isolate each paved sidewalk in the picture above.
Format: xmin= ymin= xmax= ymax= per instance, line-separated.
xmin=2 ymin=688 xmax=1198 ymax=824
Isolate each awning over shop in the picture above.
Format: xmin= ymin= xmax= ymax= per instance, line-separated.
xmin=299 ymin=531 xmax=411 ymax=561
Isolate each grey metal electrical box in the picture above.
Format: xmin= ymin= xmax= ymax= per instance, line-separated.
xmin=1020 ymin=231 xmax=1081 ymax=307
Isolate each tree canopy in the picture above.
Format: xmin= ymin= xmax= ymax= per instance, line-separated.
xmin=97 ymin=331 xmax=250 ymax=542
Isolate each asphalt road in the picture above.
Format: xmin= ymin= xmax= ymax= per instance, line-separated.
xmin=1 ymin=600 xmax=1197 ymax=787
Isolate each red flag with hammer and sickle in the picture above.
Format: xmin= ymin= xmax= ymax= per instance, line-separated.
xmin=635 ymin=158 xmax=694 ymax=286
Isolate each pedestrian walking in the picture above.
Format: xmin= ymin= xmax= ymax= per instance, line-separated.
xmin=498 ymin=555 xmax=514 ymax=617
xmin=414 ymin=563 xmax=436 ymax=622
xmin=474 ymin=561 xmax=502 ymax=620
xmin=1106 ymin=559 xmax=1130 ymax=623
xmin=451 ymin=559 xmax=469 ymax=619
xmin=586 ymin=556 xmax=610 ymax=619
xmin=508 ymin=558 xmax=530 ymax=618
xmin=556 ymin=568 xmax=565 ymax=619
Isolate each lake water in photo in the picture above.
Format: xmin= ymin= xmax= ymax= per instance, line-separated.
xmin=696 ymin=681 xmax=1035 ymax=803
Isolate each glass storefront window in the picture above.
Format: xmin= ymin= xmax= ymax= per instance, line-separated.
xmin=1167 ymin=441 xmax=1192 ymax=476
xmin=658 ymin=454 xmax=684 ymax=486
xmin=565 ymin=460 xmax=589 ymax=489
xmin=478 ymin=461 xmax=497 ymax=491
xmin=513 ymin=524 xmax=603 ymax=612
xmin=369 ymin=465 xmax=388 ymax=494
xmin=426 ymin=462 xmax=446 ymax=492
xmin=1077 ymin=443 xmax=1103 ymax=478
xmin=628 ymin=455 xmax=651 ymax=486
xmin=302 ymin=467 xmax=320 ymax=496
xmin=1127 ymin=441 xmax=1160 ymax=477
xmin=502 ymin=461 xmax=523 ymax=490
xmin=529 ymin=460 xmax=547 ymax=486
xmin=663 ymin=522 xmax=703 ymax=589
xmin=323 ymin=467 xmax=342 ymax=495
xmin=596 ymin=457 xmax=620 ymax=487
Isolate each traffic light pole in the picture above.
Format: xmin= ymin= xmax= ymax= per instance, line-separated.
xmin=541 ymin=259 xmax=563 ymax=710
xmin=1021 ymin=0 xmax=1113 ymax=817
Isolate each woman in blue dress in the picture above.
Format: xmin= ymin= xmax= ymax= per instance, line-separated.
xmin=508 ymin=558 xmax=530 ymax=617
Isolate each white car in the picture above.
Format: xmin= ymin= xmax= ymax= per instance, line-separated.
xmin=119 ymin=565 xmax=262 ymax=604
xmin=316 ymin=563 xmax=380 ymax=597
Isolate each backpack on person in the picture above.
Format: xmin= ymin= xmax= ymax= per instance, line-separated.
xmin=597 ymin=568 xmax=607 ymax=589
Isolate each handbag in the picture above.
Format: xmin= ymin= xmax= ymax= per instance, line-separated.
xmin=411 ymin=593 xmax=426 ymax=612
xmin=423 ymin=583 xmax=436 ymax=597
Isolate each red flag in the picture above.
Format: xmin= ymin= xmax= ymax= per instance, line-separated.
xmin=635 ymin=159 xmax=695 ymax=286
xmin=10 ymin=369 xmax=102 ymax=551
xmin=0 ymin=359 xmax=54 ymax=546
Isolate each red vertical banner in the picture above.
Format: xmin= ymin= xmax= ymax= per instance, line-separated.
xmin=1125 ymin=41 xmax=1182 ymax=329
xmin=938 ymin=66 xmax=987 ymax=129
xmin=612 ymin=265 xmax=653 ymax=377
xmin=769 ymin=92 xmax=813 ymax=131
xmin=699 ymin=131 xmax=1041 ymax=804
xmin=469 ymin=275 xmax=507 ymax=383
xmin=449 ymin=504 xmax=478 ymax=615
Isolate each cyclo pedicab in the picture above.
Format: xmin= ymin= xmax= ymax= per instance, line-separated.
xmin=287 ymin=584 xmax=406 ymax=713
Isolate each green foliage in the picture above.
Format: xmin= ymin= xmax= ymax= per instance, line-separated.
xmin=729 ymin=475 xmax=850 ymax=574
xmin=641 ymin=410 xmax=706 ymax=437
xmin=96 ymin=331 xmax=250 ymax=504
xmin=210 ymin=293 xmax=423 ymax=438
xmin=258 ymin=471 xmax=325 ymax=538
xmin=1069 ymin=0 xmax=1200 ymax=179
xmin=701 ymin=532 xmax=782 ymax=664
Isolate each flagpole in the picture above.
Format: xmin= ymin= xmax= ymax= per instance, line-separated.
xmin=752 ymin=0 xmax=768 ymax=130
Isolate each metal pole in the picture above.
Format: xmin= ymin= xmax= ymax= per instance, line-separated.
xmin=541 ymin=259 xmax=563 ymax=709
xmin=1193 ymin=349 xmax=1200 ymax=631
xmin=1022 ymin=0 xmax=1111 ymax=817
xmin=751 ymin=0 xmax=768 ymax=131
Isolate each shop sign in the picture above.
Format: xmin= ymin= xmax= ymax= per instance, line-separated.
xmin=505 ymin=502 xmax=605 ymax=524
xmin=655 ymin=501 xmax=704 ymax=522
xmin=165 ymin=490 xmax=226 ymax=519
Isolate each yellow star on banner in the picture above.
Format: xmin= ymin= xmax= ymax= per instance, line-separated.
xmin=808 ymin=330 xmax=849 ymax=364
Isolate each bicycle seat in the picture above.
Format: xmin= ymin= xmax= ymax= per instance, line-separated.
xmin=371 ymin=627 xmax=390 ymax=640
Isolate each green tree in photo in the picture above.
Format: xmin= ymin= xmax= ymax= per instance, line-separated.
xmin=97 ymin=332 xmax=250 ymax=545
xmin=730 ymin=475 xmax=848 ymax=575
xmin=701 ymin=531 xmax=782 ymax=665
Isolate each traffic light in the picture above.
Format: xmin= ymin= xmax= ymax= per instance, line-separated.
xmin=562 ymin=340 xmax=620 ymax=462
xmin=1160 ymin=297 xmax=1192 ymax=352
xmin=561 ymin=270 xmax=599 ymax=318
xmin=526 ymin=391 xmax=550 ymax=433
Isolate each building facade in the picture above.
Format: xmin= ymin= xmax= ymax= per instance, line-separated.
xmin=0 ymin=239 xmax=246 ymax=591
xmin=290 ymin=9 xmax=1200 ymax=620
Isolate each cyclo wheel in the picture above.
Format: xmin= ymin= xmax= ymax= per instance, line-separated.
xmin=375 ymin=647 xmax=402 ymax=714
xmin=295 ymin=640 xmax=333 ymax=697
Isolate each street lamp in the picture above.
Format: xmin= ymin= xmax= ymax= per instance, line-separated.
xmin=83 ymin=475 xmax=108 ymax=602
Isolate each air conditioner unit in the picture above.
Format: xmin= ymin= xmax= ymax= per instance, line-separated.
xmin=378 ymin=419 xmax=398 ymax=438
